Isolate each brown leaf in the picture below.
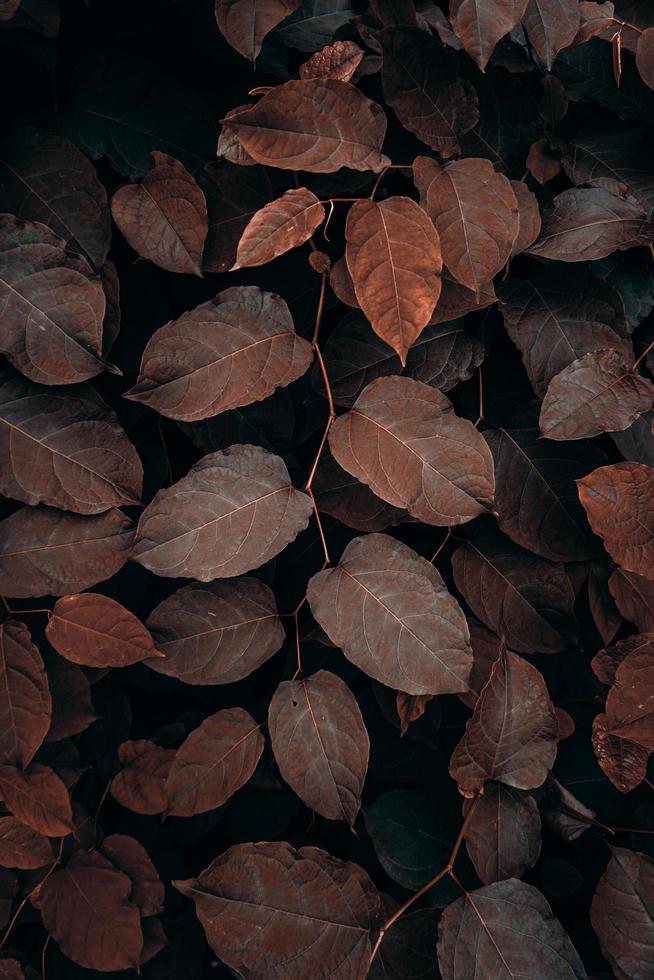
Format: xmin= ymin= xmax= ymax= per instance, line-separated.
xmin=510 ymin=179 xmax=542 ymax=255
xmin=0 ymin=126 xmax=111 ymax=268
xmin=215 ymin=0 xmax=300 ymax=61
xmin=578 ymin=462 xmax=654 ymax=579
xmin=299 ymin=40 xmax=364 ymax=82
xmin=592 ymin=714 xmax=648 ymax=793
xmin=0 ymin=815 xmax=55 ymax=869
xmin=221 ymin=80 xmax=390 ymax=173
xmin=574 ymin=1 xmax=616 ymax=44
xmin=133 ymin=445 xmax=312 ymax=580
xmin=329 ymin=376 xmax=495 ymax=526
xmin=329 ymin=254 xmax=359 ymax=308
xmin=110 ymin=740 xmax=175 ymax=816
xmin=125 ymin=286 xmax=312 ymax=421
xmin=450 ymin=648 xmax=558 ymax=795
xmin=591 ymin=847 xmax=654 ymax=980
xmin=111 ymin=151 xmax=207 ymax=276
xmin=609 ymin=568 xmax=654 ymax=632
xmin=526 ymin=138 xmax=561 ymax=184
xmin=414 ymin=156 xmax=519 ymax=295
xmin=46 ymin=593 xmax=162 ymax=667
xmin=307 ymin=533 xmax=473 ymax=696
xmin=636 ymin=26 xmax=654 ymax=89
xmin=463 ymin=782 xmax=541 ymax=884
xmin=379 ymin=27 xmax=478 ymax=157
xmin=345 ymin=197 xmax=442 ymax=364
xmin=527 ymin=187 xmax=654 ymax=261
xmin=0 ymin=215 xmax=109 ymax=385
xmin=599 ymin=633 xmax=654 ymax=752
xmin=165 ymin=707 xmax=264 ymax=816
xmin=45 ymin=658 xmax=96 ymax=742
xmin=232 ymin=187 xmax=324 ymax=269
xmin=0 ymin=506 xmax=134 ymax=598
xmin=0 ymin=620 xmax=50 ymax=768
xmin=174 ymin=841 xmax=383 ymax=979
xmin=451 ymin=529 xmax=577 ymax=654
xmin=449 ymin=0 xmax=530 ymax=70
xmin=539 ymin=349 xmax=654 ymax=441
xmin=269 ymin=670 xmax=369 ymax=826
xmin=32 ymin=848 xmax=143 ymax=971
xmin=0 ymin=369 xmax=143 ymax=513
xmin=0 ymin=763 xmax=73 ymax=836
xmin=313 ymin=451 xmax=408 ymax=533
xmin=521 ymin=0 xmax=580 ymax=70
xmin=146 ymin=577 xmax=284 ymax=685
xmin=101 ymin=834 xmax=164 ymax=917
xmin=438 ymin=878 xmax=586 ymax=978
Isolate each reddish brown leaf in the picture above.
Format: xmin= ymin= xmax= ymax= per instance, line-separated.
xmin=599 ymin=633 xmax=654 ymax=752
xmin=0 ymin=763 xmax=73 ymax=837
xmin=636 ymin=27 xmax=654 ymax=89
xmin=133 ymin=445 xmax=312 ymax=580
xmin=46 ymin=593 xmax=162 ymax=667
xmin=299 ymin=40 xmax=364 ymax=82
xmin=526 ymin=138 xmax=562 ymax=184
xmin=165 ymin=707 xmax=264 ymax=816
xmin=0 ymin=126 xmax=111 ymax=268
xmin=32 ymin=848 xmax=143 ymax=971
xmin=0 ymin=369 xmax=143 ymax=513
xmin=591 ymin=847 xmax=654 ymax=979
xmin=592 ymin=714 xmax=648 ymax=792
xmin=450 ymin=648 xmax=558 ymax=795
xmin=451 ymin=529 xmax=577 ymax=654
xmin=345 ymin=197 xmax=442 ymax=364
xmin=539 ymin=349 xmax=654 ymax=441
xmin=215 ymin=0 xmax=300 ymax=61
xmin=174 ymin=841 xmax=383 ymax=979
xmin=329 ymin=376 xmax=495 ymax=526
xmin=578 ymin=462 xmax=654 ymax=579
xmin=125 ymin=286 xmax=312 ymax=421
xmin=0 ymin=506 xmax=134 ymax=598
xmin=146 ymin=577 xmax=284 ymax=685
xmin=101 ymin=834 xmax=164 ymax=917
xmin=110 ymin=740 xmax=175 ymax=816
xmin=510 ymin=179 xmax=542 ymax=255
xmin=438 ymin=879 xmax=586 ymax=978
xmin=269 ymin=670 xmax=369 ymax=826
xmin=522 ymin=0 xmax=580 ymax=70
xmin=45 ymin=658 xmax=96 ymax=742
xmin=449 ymin=0 xmax=529 ymax=69
xmin=111 ymin=151 xmax=207 ymax=276
xmin=307 ymin=533 xmax=473 ymax=696
xmin=0 ymin=215 xmax=109 ymax=385
xmin=0 ymin=815 xmax=55 ymax=869
xmin=379 ymin=27 xmax=478 ymax=157
xmin=527 ymin=187 xmax=654 ymax=261
xmin=574 ymin=1 xmax=616 ymax=44
xmin=329 ymin=253 xmax=359 ymax=308
xmin=414 ymin=156 xmax=519 ymax=295
xmin=221 ymin=80 xmax=390 ymax=173
xmin=232 ymin=187 xmax=324 ymax=269
xmin=463 ymin=782 xmax=541 ymax=884
xmin=609 ymin=568 xmax=654 ymax=632
xmin=0 ymin=620 xmax=50 ymax=769
xmin=216 ymin=104 xmax=258 ymax=166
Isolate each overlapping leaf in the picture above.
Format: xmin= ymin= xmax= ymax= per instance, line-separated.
xmin=578 ymin=462 xmax=654 ymax=578
xmin=463 ymin=782 xmax=541 ymax=884
xmin=591 ymin=848 xmax=654 ymax=980
xmin=0 ymin=620 xmax=51 ymax=768
xmin=215 ymin=0 xmax=301 ymax=61
xmin=110 ymin=740 xmax=175 ymax=816
xmin=449 ymin=0 xmax=530 ymax=70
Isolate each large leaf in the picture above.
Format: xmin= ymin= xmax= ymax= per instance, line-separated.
xmin=522 ymin=0 xmax=580 ymax=70
xmin=215 ymin=0 xmax=301 ymax=61
xmin=233 ymin=187 xmax=324 ymax=269
xmin=100 ymin=833 xmax=164 ymax=917
xmin=451 ymin=528 xmax=577 ymax=653
xmin=269 ymin=670 xmax=369 ymax=826
xmin=146 ymin=577 xmax=284 ymax=685
xmin=0 ymin=763 xmax=73 ymax=836
xmin=414 ymin=156 xmax=519 ymax=295
xmin=463 ymin=782 xmax=541 ymax=884
xmin=132 ymin=445 xmax=312 ymax=580
xmin=527 ymin=186 xmax=654 ymax=261
xmin=0 ymin=506 xmax=134 ymax=598
xmin=539 ymin=349 xmax=654 ymax=441
xmin=307 ymin=533 xmax=473 ymax=696
xmin=0 ymin=215 xmax=108 ymax=385
xmin=111 ymin=152 xmax=208 ymax=276
xmin=31 ymin=848 xmax=143 ymax=971
xmin=450 ymin=648 xmax=558 ymax=794
xmin=175 ymin=841 xmax=383 ymax=979
xmin=328 ymin=377 xmax=495 ymax=526
xmin=221 ymin=79 xmax=390 ymax=173
xmin=0 ymin=126 xmax=111 ymax=268
xmin=498 ymin=265 xmax=631 ymax=397
xmin=110 ymin=740 xmax=175 ymax=816
xmin=344 ymin=197 xmax=442 ymax=364
xmin=0 ymin=620 xmax=51 ymax=768
xmin=0 ymin=369 xmax=142 ymax=513
xmin=438 ymin=879 xmax=586 ymax=978
xmin=379 ymin=27 xmax=478 ymax=157
xmin=577 ymin=462 xmax=654 ymax=579
xmin=125 ymin=286 xmax=312 ymax=422
xmin=165 ymin=707 xmax=264 ymax=816
xmin=591 ymin=847 xmax=654 ymax=980
xmin=46 ymin=593 xmax=162 ymax=667
xmin=449 ymin=0 xmax=530 ymax=70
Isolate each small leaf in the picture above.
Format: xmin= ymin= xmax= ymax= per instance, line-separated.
xmin=591 ymin=847 xmax=654 ymax=979
xmin=299 ymin=40 xmax=364 ymax=82
xmin=215 ymin=0 xmax=301 ymax=61
xmin=46 ymin=593 xmax=162 ymax=667
xmin=232 ymin=188 xmax=324 ymax=269
xmin=592 ymin=715 xmax=648 ymax=793
xmin=110 ymin=740 xmax=175 ymax=816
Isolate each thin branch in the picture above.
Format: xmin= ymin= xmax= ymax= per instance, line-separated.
xmin=630 ymin=338 xmax=654 ymax=373
xmin=307 ymin=487 xmax=330 ymax=567
xmin=474 ymin=365 xmax=484 ymax=427
xmin=369 ymin=166 xmax=389 ymax=200
xmin=292 ymin=610 xmax=302 ymax=680
xmin=431 ymin=528 xmax=452 ymax=563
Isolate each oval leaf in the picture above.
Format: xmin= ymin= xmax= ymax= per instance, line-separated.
xmin=0 ymin=620 xmax=51 ymax=769
xmin=233 ymin=187 xmax=324 ymax=269
xmin=0 ymin=763 xmax=73 ymax=837
xmin=463 ymin=782 xmax=541 ymax=884
xmin=215 ymin=0 xmax=300 ymax=61
xmin=0 ymin=815 xmax=55 ymax=870
xmin=46 ymin=593 xmax=162 ymax=667
xmin=591 ymin=847 xmax=654 ymax=980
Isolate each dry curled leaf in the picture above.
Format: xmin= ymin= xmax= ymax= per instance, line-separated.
xmin=299 ymin=40 xmax=364 ymax=82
